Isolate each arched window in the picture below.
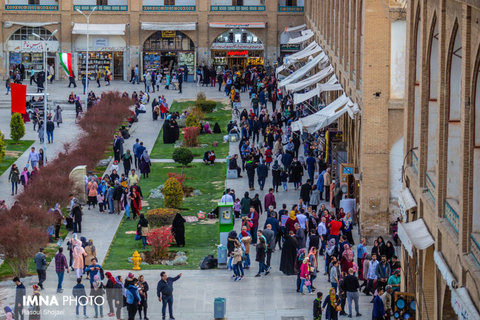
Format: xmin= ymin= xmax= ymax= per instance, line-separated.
xmin=472 ymin=46 xmax=480 ymax=233
xmin=9 ymin=26 xmax=57 ymax=41
xmin=444 ymin=22 xmax=462 ymax=231
xmin=426 ymin=15 xmax=438 ymax=186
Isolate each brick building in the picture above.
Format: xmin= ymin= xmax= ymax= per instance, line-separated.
xmin=0 ymin=0 xmax=304 ymax=80
xmin=304 ymin=0 xmax=406 ymax=237
xmin=400 ymin=0 xmax=480 ymax=318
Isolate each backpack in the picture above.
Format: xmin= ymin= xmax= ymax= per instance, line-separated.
xmin=200 ymin=255 xmax=217 ymax=270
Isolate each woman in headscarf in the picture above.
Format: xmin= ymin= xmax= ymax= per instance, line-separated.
xmin=73 ymin=242 xmax=86 ymax=279
xmin=280 ymin=230 xmax=297 ymax=275
xmin=385 ymin=240 xmax=395 ymax=261
xmin=29 ymin=285 xmax=41 ymax=320
xmin=341 ymin=212 xmax=354 ymax=245
xmin=325 ymin=239 xmax=337 ymax=275
xmin=137 ymin=214 xmax=150 ymax=249
xmin=84 ymin=240 xmax=97 ymax=278
xmin=271 ymin=160 xmax=281 ymax=192
xmin=121 ymin=150 xmax=133 ymax=177
xmin=340 ymin=243 xmax=354 ymax=275
xmin=171 ymin=212 xmax=186 ymax=247
xmin=322 ymin=287 xmax=341 ymax=320
xmin=377 ymin=236 xmax=387 ymax=257
xmin=251 ymin=193 xmax=262 ymax=215
xmin=8 ymin=163 xmax=20 ymax=196
xmin=105 ymin=272 xmax=117 ymax=317
xmin=90 ymin=275 xmax=105 ymax=318
xmin=53 ymin=105 xmax=63 ymax=127
xmin=308 ymin=247 xmax=318 ymax=289
xmin=361 ymin=254 xmax=371 ymax=292
xmin=371 ymin=240 xmax=380 ymax=257
xmin=4 ymin=306 xmax=13 ymax=320
xmin=299 ymin=257 xmax=312 ymax=294
xmin=285 ymin=210 xmax=298 ymax=234
xmin=20 ymin=166 xmax=29 ymax=186
xmin=139 ymin=150 xmax=151 ymax=178
xmin=129 ymin=186 xmax=141 ymax=219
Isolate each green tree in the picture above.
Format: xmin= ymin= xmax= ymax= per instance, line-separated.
xmin=172 ymin=147 xmax=193 ymax=173
xmin=0 ymin=130 xmax=5 ymax=163
xmin=163 ymin=177 xmax=183 ymax=209
xmin=10 ymin=113 xmax=25 ymax=142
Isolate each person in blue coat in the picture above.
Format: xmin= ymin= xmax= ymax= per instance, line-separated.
xmin=317 ymin=170 xmax=325 ymax=200
xmin=126 ymin=278 xmax=141 ymax=320
xmin=372 ymin=287 xmax=386 ymax=320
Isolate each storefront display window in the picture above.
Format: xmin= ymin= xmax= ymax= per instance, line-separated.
xmin=77 ymin=51 xmax=124 ymax=80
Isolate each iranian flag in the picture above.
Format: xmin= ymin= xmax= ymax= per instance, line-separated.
xmin=59 ymin=53 xmax=73 ymax=77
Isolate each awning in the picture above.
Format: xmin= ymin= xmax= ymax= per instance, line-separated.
xmin=209 ymin=22 xmax=265 ymax=29
xmin=291 ymin=94 xmax=355 ymax=132
xmin=4 ymin=21 xmax=59 ymax=28
xmin=288 ymin=29 xmax=314 ymax=44
xmin=141 ymin=22 xmax=196 ymax=31
xmin=276 ymin=42 xmax=320 ymax=76
xmin=293 ymin=75 xmax=343 ymax=105
xmin=398 ymin=187 xmax=417 ymax=221
xmin=451 ymin=287 xmax=480 ymax=320
xmin=278 ymin=52 xmax=328 ymax=88
xmin=285 ymin=24 xmax=306 ymax=32
xmin=433 ymin=251 xmax=457 ymax=288
xmin=72 ymin=24 xmax=126 ymax=35
xmin=397 ymin=218 xmax=434 ymax=258
xmin=284 ymin=41 xmax=317 ymax=62
xmin=287 ymin=45 xmax=322 ymax=63
xmin=285 ymin=65 xmax=334 ymax=92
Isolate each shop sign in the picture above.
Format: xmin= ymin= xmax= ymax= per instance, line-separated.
xmin=227 ymin=50 xmax=248 ymax=57
xmin=94 ymin=38 xmax=109 ymax=47
xmin=211 ymin=42 xmax=264 ymax=50
xmin=281 ymin=44 xmax=301 ymax=52
xmin=329 ymin=130 xmax=343 ymax=143
xmin=162 ymin=31 xmax=176 ymax=38
xmin=76 ymin=47 xmax=125 ymax=52
xmin=8 ymin=40 xmax=59 ymax=53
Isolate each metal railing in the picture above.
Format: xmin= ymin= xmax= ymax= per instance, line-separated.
xmin=425 ymin=172 xmax=436 ymax=205
xmin=74 ymin=5 xmax=127 ymax=11
xmin=470 ymin=233 xmax=480 ymax=269
xmin=278 ymin=5 xmax=304 ymax=12
xmin=5 ymin=4 xmax=58 ymax=10
xmin=444 ymin=200 xmax=459 ymax=233
xmin=210 ymin=5 xmax=265 ymax=11
xmin=142 ymin=5 xmax=196 ymax=11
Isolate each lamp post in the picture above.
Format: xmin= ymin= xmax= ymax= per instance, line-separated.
xmin=32 ymin=29 xmax=58 ymax=161
xmin=76 ymin=7 xmax=96 ymax=109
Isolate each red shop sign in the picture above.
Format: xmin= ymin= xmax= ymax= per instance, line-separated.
xmin=227 ymin=50 xmax=248 ymax=57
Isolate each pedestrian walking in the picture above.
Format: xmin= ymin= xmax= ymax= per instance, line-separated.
xmin=34 ymin=248 xmax=47 ymax=290
xmin=13 ymin=277 xmax=26 ymax=320
xmin=342 ymin=268 xmax=362 ymax=317
xmin=72 ymin=278 xmax=88 ymax=318
xmin=54 ymin=247 xmax=69 ymax=293
xmin=157 ymin=272 xmax=182 ymax=320
xmin=53 ymin=105 xmax=62 ymax=127
xmin=8 ymin=164 xmax=20 ymax=195
xmin=138 ymin=275 xmax=150 ymax=320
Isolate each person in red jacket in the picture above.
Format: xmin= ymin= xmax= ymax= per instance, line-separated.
xmin=328 ymin=216 xmax=343 ymax=246
xmin=264 ymin=188 xmax=276 ymax=212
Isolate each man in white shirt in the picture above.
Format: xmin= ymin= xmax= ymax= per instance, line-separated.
xmin=296 ymin=210 xmax=307 ymax=230
xmin=220 ymin=189 xmax=234 ymax=203
xmin=27 ymin=147 xmax=39 ymax=168
xmin=317 ymin=217 xmax=327 ymax=255
xmin=366 ymin=254 xmax=379 ymax=296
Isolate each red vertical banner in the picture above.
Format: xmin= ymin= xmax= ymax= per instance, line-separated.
xmin=11 ymin=83 xmax=27 ymax=114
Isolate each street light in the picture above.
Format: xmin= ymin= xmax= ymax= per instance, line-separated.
xmin=76 ymin=7 xmax=96 ymax=109
xmin=32 ymin=29 xmax=58 ymax=162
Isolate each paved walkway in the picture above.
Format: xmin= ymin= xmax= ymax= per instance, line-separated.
xmin=0 ymin=81 xmax=377 ymax=319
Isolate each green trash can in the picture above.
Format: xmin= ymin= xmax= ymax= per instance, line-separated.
xmin=214 ymin=297 xmax=226 ymax=319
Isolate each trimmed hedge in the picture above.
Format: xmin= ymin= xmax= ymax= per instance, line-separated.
xmin=195 ymin=100 xmax=216 ymax=113
xmin=146 ymin=208 xmax=178 ymax=227
xmin=163 ymin=177 xmax=183 ymax=209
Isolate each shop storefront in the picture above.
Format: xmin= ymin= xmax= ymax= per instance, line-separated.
xmin=141 ymin=23 xmax=196 ymax=81
xmin=72 ymin=24 xmax=126 ymax=80
xmin=7 ymin=26 xmax=59 ymax=78
xmin=210 ymin=27 xmax=265 ymax=70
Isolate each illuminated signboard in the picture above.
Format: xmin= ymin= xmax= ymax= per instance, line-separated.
xmin=227 ymin=50 xmax=248 ymax=56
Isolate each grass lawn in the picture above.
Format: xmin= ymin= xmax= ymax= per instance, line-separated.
xmin=150 ymin=101 xmax=230 ymax=159
xmin=102 ymin=162 xmax=225 ymax=270
xmin=0 ymin=139 xmax=35 ymax=175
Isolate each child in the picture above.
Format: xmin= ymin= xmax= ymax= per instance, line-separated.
xmin=233 ymin=198 xmax=241 ymax=218
xmin=313 ymin=292 xmax=323 ymax=320
xmin=97 ymin=192 xmax=105 ymax=213
xmin=111 ymin=160 xmax=119 ymax=173
xmin=280 ymin=169 xmax=289 ymax=191
xmin=232 ymin=240 xmax=244 ymax=281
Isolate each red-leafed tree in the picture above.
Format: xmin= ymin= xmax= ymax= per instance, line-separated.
xmin=146 ymin=227 xmax=174 ymax=260
xmin=183 ymin=126 xmax=200 ymax=147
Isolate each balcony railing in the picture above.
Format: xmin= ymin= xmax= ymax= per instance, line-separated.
xmin=143 ymin=5 xmax=196 ymax=11
xmin=444 ymin=200 xmax=459 ymax=233
xmin=411 ymin=151 xmax=418 ymax=174
xmin=5 ymin=4 xmax=58 ymax=10
xmin=425 ymin=172 xmax=436 ymax=205
xmin=278 ymin=5 xmax=304 ymax=12
xmin=471 ymin=233 xmax=480 ymax=268
xmin=210 ymin=5 xmax=265 ymax=11
xmin=74 ymin=5 xmax=127 ymax=11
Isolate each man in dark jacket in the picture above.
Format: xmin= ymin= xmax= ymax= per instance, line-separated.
xmin=300 ymin=179 xmax=312 ymax=206
xmin=245 ymin=157 xmax=257 ymax=191
xmin=256 ymin=161 xmax=268 ymax=191
xmin=72 ymin=200 xmax=83 ymax=233
xmin=46 ymin=118 xmax=55 ymax=143
xmin=157 ymin=272 xmax=182 ymax=320
xmin=13 ymin=277 xmax=26 ymax=320
xmin=229 ymin=154 xmax=242 ymax=178
xmin=113 ymin=182 xmax=124 ymax=214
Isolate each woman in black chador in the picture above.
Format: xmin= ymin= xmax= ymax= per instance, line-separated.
xmin=280 ymin=231 xmax=298 ymax=275
xmin=171 ymin=212 xmax=186 ymax=247
xmin=162 ymin=118 xmax=180 ymax=144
